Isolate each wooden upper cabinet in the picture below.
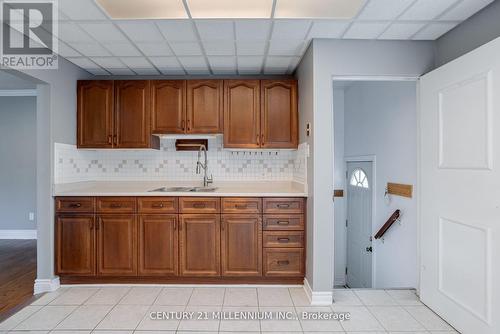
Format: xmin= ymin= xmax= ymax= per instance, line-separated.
xmin=77 ymin=81 xmax=114 ymax=148
xmin=186 ymin=80 xmax=223 ymax=133
xmin=151 ymin=80 xmax=186 ymax=134
xmin=223 ymin=80 xmax=260 ymax=148
xmin=221 ymin=214 xmax=262 ymax=277
xmin=138 ymin=215 xmax=178 ymax=276
xmin=179 ymin=214 xmax=220 ymax=277
xmin=260 ymin=80 xmax=298 ymax=148
xmin=97 ymin=215 xmax=137 ymax=276
xmin=55 ymin=215 xmax=96 ymax=276
xmin=115 ymin=80 xmax=152 ymax=148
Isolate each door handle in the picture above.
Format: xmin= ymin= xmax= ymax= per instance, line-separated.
xmin=366 ymin=246 xmax=373 ymax=252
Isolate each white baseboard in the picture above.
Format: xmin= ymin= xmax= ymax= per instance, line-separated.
xmin=34 ymin=277 xmax=60 ymax=294
xmin=303 ymin=278 xmax=333 ymax=305
xmin=0 ymin=229 xmax=37 ymax=239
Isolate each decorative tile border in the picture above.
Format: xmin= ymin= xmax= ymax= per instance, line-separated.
xmin=55 ymin=136 xmax=308 ymax=184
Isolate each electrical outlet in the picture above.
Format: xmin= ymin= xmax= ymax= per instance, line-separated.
xmin=29 ymin=212 xmax=35 ymax=221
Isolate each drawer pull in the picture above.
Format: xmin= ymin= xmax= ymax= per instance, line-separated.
xmin=277 ymin=221 xmax=290 ymax=225
xmin=152 ymin=203 xmax=165 ymax=208
xmin=277 ymin=203 xmax=290 ymax=209
xmin=68 ymin=203 xmax=82 ymax=208
xmin=277 ymin=260 xmax=290 ymax=265
xmin=277 ymin=238 xmax=290 ymax=242
xmin=109 ymin=203 xmax=122 ymax=208
xmin=193 ymin=203 xmax=206 ymax=208
xmin=235 ymin=204 xmax=248 ymax=209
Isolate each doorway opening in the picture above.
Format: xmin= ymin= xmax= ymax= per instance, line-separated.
xmin=333 ymin=78 xmax=418 ymax=290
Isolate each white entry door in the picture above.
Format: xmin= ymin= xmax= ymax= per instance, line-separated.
xmin=420 ymin=37 xmax=500 ymax=333
xmin=346 ymin=161 xmax=373 ymax=288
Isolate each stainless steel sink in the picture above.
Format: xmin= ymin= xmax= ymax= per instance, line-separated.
xmin=149 ymin=186 xmax=217 ymax=192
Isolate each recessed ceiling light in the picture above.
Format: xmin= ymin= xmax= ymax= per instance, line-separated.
xmin=275 ymin=0 xmax=365 ymax=19
xmin=95 ymin=0 xmax=188 ymax=19
xmin=186 ymin=0 xmax=273 ymax=18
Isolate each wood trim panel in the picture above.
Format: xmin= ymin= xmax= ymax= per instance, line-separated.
xmin=60 ymin=276 xmax=303 ymax=284
xmin=263 ymin=248 xmax=304 ymax=277
xmin=263 ymin=198 xmax=304 ymax=214
xmin=137 ymin=197 xmax=178 ymax=214
xmin=179 ymin=197 xmax=220 ymax=213
xmin=263 ymin=214 xmax=305 ymax=231
xmin=263 ymin=231 xmax=304 ymax=248
xmin=387 ymin=182 xmax=413 ymax=198
xmin=55 ymin=197 xmax=95 ymax=213
xmin=221 ymin=198 xmax=262 ymax=214
xmin=96 ymin=197 xmax=137 ymax=213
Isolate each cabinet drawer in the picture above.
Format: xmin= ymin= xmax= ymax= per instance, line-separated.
xmin=179 ymin=197 xmax=220 ymax=213
xmin=263 ymin=214 xmax=304 ymax=231
xmin=97 ymin=197 xmax=136 ymax=213
xmin=222 ymin=198 xmax=262 ymax=213
xmin=263 ymin=198 xmax=304 ymax=214
xmin=138 ymin=197 xmax=178 ymax=213
xmin=55 ymin=197 xmax=95 ymax=213
xmin=263 ymin=231 xmax=304 ymax=248
xmin=264 ymin=248 xmax=304 ymax=277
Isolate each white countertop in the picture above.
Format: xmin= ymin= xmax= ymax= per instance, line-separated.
xmin=53 ymin=181 xmax=308 ymax=197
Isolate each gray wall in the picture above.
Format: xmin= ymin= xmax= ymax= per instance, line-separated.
xmin=0 ymin=96 xmax=37 ymax=230
xmin=435 ymin=0 xmax=500 ymax=67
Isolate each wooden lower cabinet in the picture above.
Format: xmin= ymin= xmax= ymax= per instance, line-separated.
xmin=179 ymin=214 xmax=220 ymax=277
xmin=138 ymin=215 xmax=178 ymax=276
xmin=97 ymin=215 xmax=137 ymax=276
xmin=221 ymin=214 xmax=262 ymax=277
xmin=55 ymin=215 xmax=95 ymax=276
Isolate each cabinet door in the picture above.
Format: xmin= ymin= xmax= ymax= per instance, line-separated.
xmin=260 ymin=80 xmax=298 ymax=148
xmin=115 ymin=80 xmax=151 ymax=148
xmin=223 ymin=80 xmax=261 ymax=148
xmin=77 ymin=81 xmax=114 ymax=148
xmin=55 ymin=215 xmax=95 ymax=276
xmin=221 ymin=215 xmax=262 ymax=277
xmin=151 ymin=80 xmax=186 ymax=134
xmin=179 ymin=214 xmax=220 ymax=276
xmin=97 ymin=215 xmax=137 ymax=276
xmin=138 ymin=215 xmax=178 ymax=276
xmin=186 ymin=80 xmax=223 ymax=133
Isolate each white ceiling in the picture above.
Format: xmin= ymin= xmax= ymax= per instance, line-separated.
xmin=53 ymin=0 xmax=494 ymax=76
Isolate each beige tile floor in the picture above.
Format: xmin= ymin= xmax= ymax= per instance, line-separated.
xmin=0 ymin=287 xmax=459 ymax=333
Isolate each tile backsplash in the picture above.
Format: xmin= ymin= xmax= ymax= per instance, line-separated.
xmin=55 ymin=136 xmax=308 ymax=184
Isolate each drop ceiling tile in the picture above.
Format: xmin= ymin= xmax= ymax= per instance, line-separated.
xmin=275 ymin=0 xmax=365 ymax=19
xmin=272 ymin=20 xmax=311 ymax=40
xmin=158 ymin=68 xmax=186 ymax=75
xmin=307 ymin=21 xmax=349 ymax=38
xmin=90 ymin=57 xmax=127 ymax=68
xmin=178 ymin=56 xmax=209 ymax=73
xmin=156 ymin=21 xmax=198 ymax=41
xmin=120 ymin=57 xmax=154 ymax=68
xmin=136 ymin=42 xmax=173 ymax=56
xmin=186 ymin=0 xmax=273 ymax=18
xmin=69 ymin=42 xmax=112 ymax=56
xmin=78 ymin=23 xmax=128 ymax=42
xmin=58 ymin=42 xmax=81 ymax=57
xmin=268 ymin=40 xmax=304 ymax=56
xmin=235 ymin=20 xmax=271 ymax=40
xmin=358 ymin=0 xmax=413 ymax=20
xmin=209 ymin=56 xmax=237 ymax=74
xmin=185 ymin=67 xmax=211 ymax=75
xmin=439 ymin=0 xmax=493 ymax=21
xmin=412 ymin=22 xmax=458 ymax=40
xmin=149 ymin=56 xmax=182 ymax=68
xmin=133 ymin=68 xmax=160 ymax=75
xmin=264 ymin=67 xmax=289 ymax=74
xmin=102 ymin=42 xmax=142 ymax=56
xmin=85 ymin=68 xmax=111 ymax=75
xmin=238 ymin=56 xmax=264 ymax=68
xmin=107 ymin=68 xmax=136 ymax=75
xmin=117 ymin=22 xmax=165 ymax=42
xmin=343 ymin=22 xmax=390 ymax=39
xmin=202 ymin=41 xmax=235 ymax=56
xmin=236 ymin=41 xmax=267 ymax=56
xmin=59 ymin=22 xmax=94 ymax=43
xmin=379 ymin=23 xmax=426 ymax=40
xmin=399 ymin=0 xmax=459 ymax=20
xmin=265 ymin=56 xmax=294 ymax=68
xmin=196 ymin=20 xmax=234 ymax=40
xmin=59 ymin=0 xmax=107 ymax=20
xmin=169 ymin=42 xmax=203 ymax=56
xmin=66 ymin=57 xmax=99 ymax=69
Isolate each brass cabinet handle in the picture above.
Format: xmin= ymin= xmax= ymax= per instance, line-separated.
xmin=192 ymin=203 xmax=206 ymax=208
xmin=152 ymin=203 xmax=164 ymax=208
xmin=261 ymin=133 xmax=264 ymax=145
xmin=256 ymin=134 xmax=260 ymax=146
xmin=277 ymin=203 xmax=290 ymax=209
xmin=113 ymin=135 xmax=117 ymax=145
xmin=108 ymin=135 xmax=112 ymax=145
xmin=68 ymin=203 xmax=81 ymax=208
xmin=277 ymin=238 xmax=290 ymax=242
xmin=276 ymin=221 xmax=290 ymax=225
xmin=277 ymin=260 xmax=290 ymax=265
xmin=187 ymin=119 xmax=191 ymax=132
xmin=181 ymin=120 xmax=185 ymax=131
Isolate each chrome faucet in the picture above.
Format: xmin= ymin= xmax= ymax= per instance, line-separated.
xmin=196 ymin=144 xmax=213 ymax=187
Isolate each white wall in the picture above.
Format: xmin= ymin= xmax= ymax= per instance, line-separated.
xmin=333 ymin=88 xmax=346 ymax=286
xmin=0 ymin=96 xmax=37 ymax=231
xmin=343 ymin=81 xmax=418 ymax=288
